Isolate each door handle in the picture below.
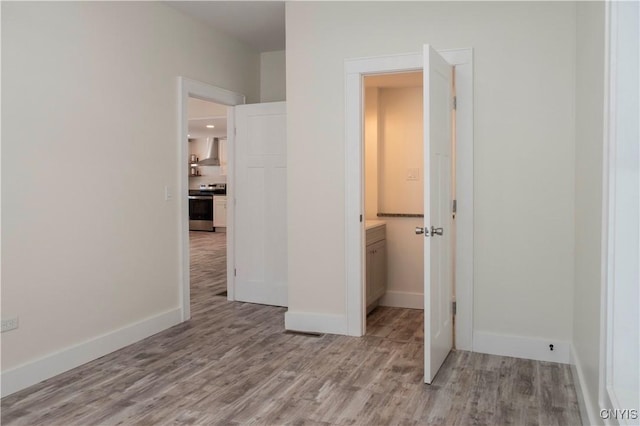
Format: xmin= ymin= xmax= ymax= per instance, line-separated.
xmin=431 ymin=226 xmax=444 ymax=236
xmin=416 ymin=227 xmax=432 ymax=236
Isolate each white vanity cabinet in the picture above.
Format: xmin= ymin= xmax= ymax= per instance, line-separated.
xmin=213 ymin=196 xmax=227 ymax=228
xmin=366 ymin=222 xmax=387 ymax=312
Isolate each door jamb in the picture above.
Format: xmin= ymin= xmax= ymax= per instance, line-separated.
xmin=344 ymin=49 xmax=474 ymax=351
xmin=178 ymin=77 xmax=245 ymax=321
xmin=599 ymin=0 xmax=639 ymax=416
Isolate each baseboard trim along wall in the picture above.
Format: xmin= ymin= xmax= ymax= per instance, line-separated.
xmin=570 ymin=345 xmax=599 ymax=426
xmin=379 ymin=291 xmax=423 ymax=310
xmin=473 ymin=331 xmax=570 ymax=364
xmin=284 ymin=311 xmax=347 ymax=335
xmin=1 ymin=308 xmax=182 ymax=398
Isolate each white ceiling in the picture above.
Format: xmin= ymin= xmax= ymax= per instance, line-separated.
xmin=188 ymin=97 xmax=227 ymax=138
xmin=166 ymin=1 xmax=285 ymax=52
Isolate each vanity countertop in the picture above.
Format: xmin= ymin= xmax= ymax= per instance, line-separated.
xmin=365 ymin=220 xmax=386 ymax=230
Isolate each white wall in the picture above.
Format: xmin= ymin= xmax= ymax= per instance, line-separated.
xmin=380 ymin=217 xmax=424 ymax=301
xmin=260 ymin=50 xmax=286 ymax=102
xmin=1 ymin=1 xmax=259 ymax=380
xmin=572 ymin=2 xmax=605 ymax=423
xmin=378 ymin=87 xmax=424 ymax=215
xmin=364 ymin=87 xmax=378 ymax=220
xmin=287 ymin=2 xmax=576 ymax=343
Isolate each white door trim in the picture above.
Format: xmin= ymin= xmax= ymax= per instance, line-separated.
xmin=344 ymin=49 xmax=474 ymax=351
xmin=599 ymin=1 xmax=639 ymax=419
xmin=178 ymin=77 xmax=245 ymax=321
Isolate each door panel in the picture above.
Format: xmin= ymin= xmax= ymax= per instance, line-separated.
xmin=423 ymin=45 xmax=454 ymax=384
xmin=234 ymin=102 xmax=287 ymax=307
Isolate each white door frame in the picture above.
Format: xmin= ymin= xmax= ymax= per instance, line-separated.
xmin=599 ymin=0 xmax=639 ymax=419
xmin=344 ymin=49 xmax=474 ymax=350
xmin=178 ymin=77 xmax=245 ymax=321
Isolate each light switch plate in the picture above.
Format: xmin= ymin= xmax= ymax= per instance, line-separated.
xmin=1 ymin=317 xmax=19 ymax=332
xmin=407 ymin=168 xmax=420 ymax=181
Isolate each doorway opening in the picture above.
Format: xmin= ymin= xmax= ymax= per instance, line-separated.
xmin=187 ymin=98 xmax=230 ymax=310
xmin=362 ymin=71 xmax=427 ymax=340
xmin=344 ymin=49 xmax=474 ymax=354
xmin=178 ymin=77 xmax=245 ymax=321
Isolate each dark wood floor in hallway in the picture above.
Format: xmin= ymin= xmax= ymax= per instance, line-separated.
xmin=1 ymin=236 xmax=582 ymax=425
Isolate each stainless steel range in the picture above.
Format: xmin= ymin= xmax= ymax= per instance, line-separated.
xmin=189 ymin=183 xmax=226 ymax=231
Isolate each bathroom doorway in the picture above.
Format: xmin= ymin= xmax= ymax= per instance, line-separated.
xmin=356 ymin=47 xmax=461 ymax=383
xmin=363 ymin=71 xmax=427 ymax=340
xmin=344 ymin=48 xmax=475 ymax=370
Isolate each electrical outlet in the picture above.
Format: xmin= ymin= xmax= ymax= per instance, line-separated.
xmin=164 ymin=185 xmax=172 ymax=201
xmin=1 ymin=317 xmax=19 ymax=333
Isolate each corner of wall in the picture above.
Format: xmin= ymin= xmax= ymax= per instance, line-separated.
xmin=259 ymin=50 xmax=286 ymax=102
xmin=571 ymin=3 xmax=607 ymax=426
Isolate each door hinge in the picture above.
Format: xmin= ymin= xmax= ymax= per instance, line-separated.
xmin=453 ymin=96 xmax=457 ymax=110
xmin=360 ymin=214 xmax=363 ymax=223
xmin=452 ymin=301 xmax=457 ymax=316
xmin=234 ymin=127 xmax=237 ymax=136
xmin=234 ymin=268 xmax=237 ymax=277
xmin=452 ymin=199 xmax=457 ymax=214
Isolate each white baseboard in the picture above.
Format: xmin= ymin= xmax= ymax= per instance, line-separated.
xmin=1 ymin=307 xmax=182 ymax=397
xmin=570 ymin=344 xmax=600 ymax=426
xmin=379 ymin=291 xmax=423 ymax=310
xmin=284 ymin=311 xmax=347 ymax=335
xmin=473 ymin=331 xmax=570 ymax=364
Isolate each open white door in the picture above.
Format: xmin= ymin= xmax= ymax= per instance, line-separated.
xmin=234 ymin=102 xmax=288 ymax=307
xmin=423 ymin=45 xmax=454 ymax=384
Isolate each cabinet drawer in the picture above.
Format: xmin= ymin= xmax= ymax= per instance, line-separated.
xmin=366 ymin=226 xmax=385 ymax=245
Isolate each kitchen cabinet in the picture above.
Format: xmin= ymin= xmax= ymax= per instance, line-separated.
xmin=213 ymin=196 xmax=227 ymax=228
xmin=366 ymin=223 xmax=387 ymax=312
xmin=219 ymin=139 xmax=228 ymax=176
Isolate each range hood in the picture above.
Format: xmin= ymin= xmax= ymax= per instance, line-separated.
xmin=197 ymin=137 xmax=220 ymax=166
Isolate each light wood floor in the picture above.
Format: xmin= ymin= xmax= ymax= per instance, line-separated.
xmin=190 ymin=230 xmax=227 ymax=302
xmin=1 ymin=250 xmax=582 ymax=425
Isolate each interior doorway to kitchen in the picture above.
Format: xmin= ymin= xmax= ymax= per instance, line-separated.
xmin=187 ymin=97 xmax=230 ymax=311
xmin=178 ymin=77 xmax=245 ymax=321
